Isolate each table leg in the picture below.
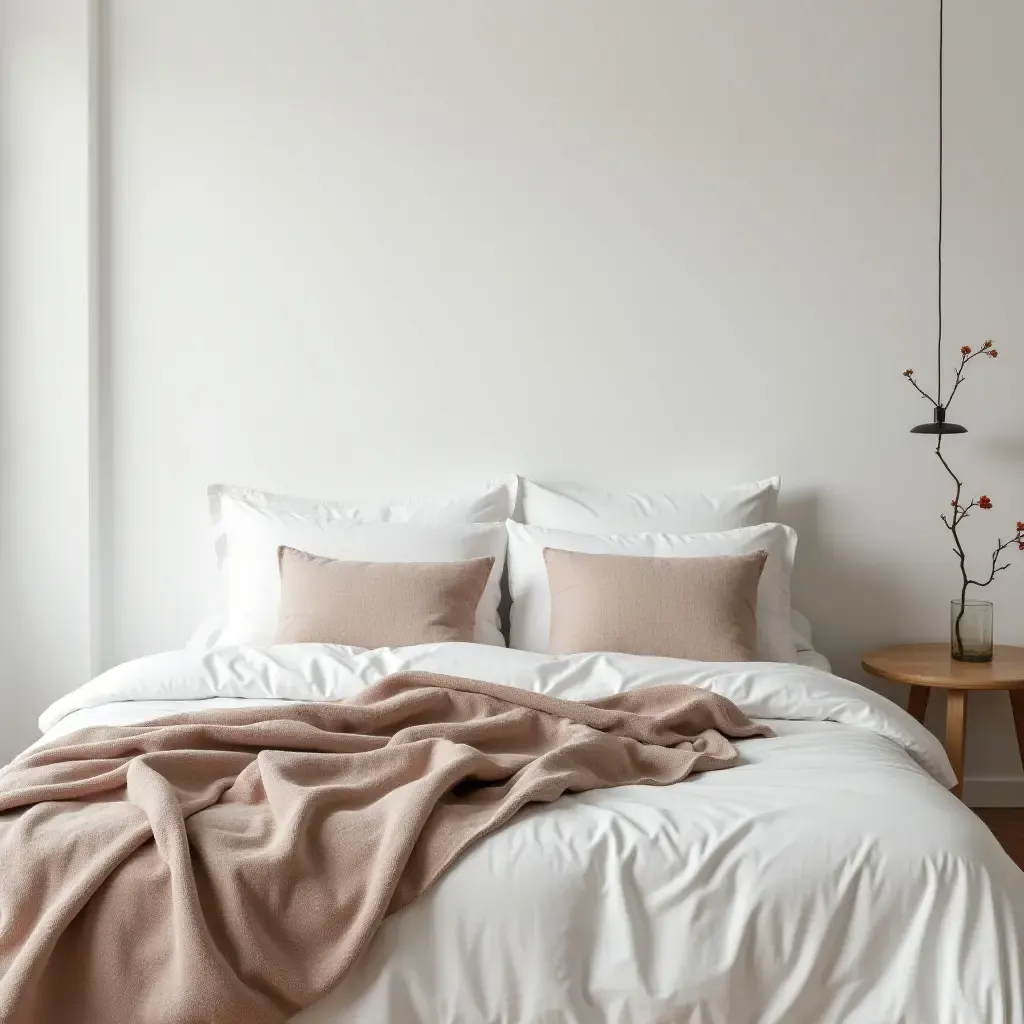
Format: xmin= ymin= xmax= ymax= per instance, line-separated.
xmin=945 ymin=689 xmax=968 ymax=801
xmin=907 ymin=685 xmax=930 ymax=724
xmin=1009 ymin=690 xmax=1024 ymax=772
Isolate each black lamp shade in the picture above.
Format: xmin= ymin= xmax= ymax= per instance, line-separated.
xmin=911 ymin=406 xmax=967 ymax=434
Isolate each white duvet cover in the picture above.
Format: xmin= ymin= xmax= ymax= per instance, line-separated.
xmin=34 ymin=644 xmax=1024 ymax=1024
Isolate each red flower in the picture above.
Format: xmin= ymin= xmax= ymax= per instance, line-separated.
xmin=1017 ymin=521 xmax=1024 ymax=532
xmin=1019 ymin=542 xmax=1024 ymax=551
xmin=979 ymin=495 xmax=993 ymax=509
xmin=983 ymin=340 xmax=994 ymax=349
xmin=989 ymin=350 xmax=999 ymax=358
xmin=961 ymin=345 xmax=972 ymax=355
xmin=903 ymin=368 xmax=914 ymax=377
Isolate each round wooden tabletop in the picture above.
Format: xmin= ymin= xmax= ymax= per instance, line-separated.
xmin=861 ymin=644 xmax=1024 ymax=690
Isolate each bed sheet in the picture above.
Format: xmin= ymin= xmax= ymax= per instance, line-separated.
xmin=29 ymin=643 xmax=1024 ymax=1024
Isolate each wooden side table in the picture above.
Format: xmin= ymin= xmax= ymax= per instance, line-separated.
xmin=862 ymin=644 xmax=1024 ymax=800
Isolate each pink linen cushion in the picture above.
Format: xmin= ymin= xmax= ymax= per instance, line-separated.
xmin=275 ymin=546 xmax=495 ymax=649
xmin=543 ymin=547 xmax=768 ymax=662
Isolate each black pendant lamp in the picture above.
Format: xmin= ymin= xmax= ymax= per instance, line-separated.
xmin=911 ymin=0 xmax=967 ymax=436
xmin=910 ymin=407 xmax=967 ymax=435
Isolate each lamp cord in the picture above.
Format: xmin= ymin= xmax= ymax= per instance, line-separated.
xmin=937 ymin=0 xmax=944 ymax=403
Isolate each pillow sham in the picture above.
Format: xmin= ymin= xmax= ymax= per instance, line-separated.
xmin=209 ymin=477 xmax=516 ymax=571
xmin=506 ymin=521 xmax=799 ymax=662
xmin=192 ymin=478 xmax=516 ymax=650
xmin=275 ymin=547 xmax=495 ymax=649
xmin=544 ymin=548 xmax=767 ymax=662
xmin=521 ymin=477 xmax=779 ymax=534
xmin=791 ymin=608 xmax=815 ymax=653
xmin=217 ymin=521 xmax=507 ymax=648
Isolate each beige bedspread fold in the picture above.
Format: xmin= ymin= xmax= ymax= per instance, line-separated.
xmin=0 ymin=671 xmax=771 ymax=1024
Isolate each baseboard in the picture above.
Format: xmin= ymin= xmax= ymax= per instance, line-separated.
xmin=964 ymin=776 xmax=1024 ymax=808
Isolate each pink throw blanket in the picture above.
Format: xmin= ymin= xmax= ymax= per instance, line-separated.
xmin=0 ymin=672 xmax=771 ymax=1023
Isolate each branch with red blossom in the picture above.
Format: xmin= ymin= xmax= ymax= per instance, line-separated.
xmin=904 ymin=340 xmax=1020 ymax=658
xmin=944 ymin=341 xmax=998 ymax=409
xmin=903 ymin=340 xmax=998 ymax=412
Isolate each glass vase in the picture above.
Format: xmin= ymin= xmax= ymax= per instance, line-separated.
xmin=950 ymin=599 xmax=993 ymax=663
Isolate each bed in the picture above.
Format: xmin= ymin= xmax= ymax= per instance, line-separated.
xmin=30 ymin=640 xmax=1024 ymax=1024
xmin=6 ymin=473 xmax=1023 ymax=1021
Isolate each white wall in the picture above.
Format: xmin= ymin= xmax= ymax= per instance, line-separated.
xmin=0 ymin=0 xmax=95 ymax=762
xmin=2 ymin=1 xmax=1023 ymax=800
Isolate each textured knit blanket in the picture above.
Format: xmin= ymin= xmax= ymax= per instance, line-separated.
xmin=0 ymin=671 xmax=771 ymax=1023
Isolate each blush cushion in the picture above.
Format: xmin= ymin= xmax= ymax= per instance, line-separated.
xmin=543 ymin=547 xmax=768 ymax=662
xmin=275 ymin=546 xmax=495 ymax=649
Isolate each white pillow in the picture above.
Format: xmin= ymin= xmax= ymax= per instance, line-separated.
xmin=191 ymin=478 xmax=516 ymax=650
xmin=506 ymin=520 xmax=798 ymax=663
xmin=790 ymin=608 xmax=815 ymax=653
xmin=521 ymin=477 xmax=779 ymax=534
xmin=209 ymin=478 xmax=516 ymax=566
xmin=217 ymin=520 xmax=507 ymax=648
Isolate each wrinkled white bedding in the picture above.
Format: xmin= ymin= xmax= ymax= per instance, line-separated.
xmin=34 ymin=643 xmax=1024 ymax=1024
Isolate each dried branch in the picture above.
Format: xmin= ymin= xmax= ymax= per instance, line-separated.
xmin=945 ymin=342 xmax=999 ymax=410
xmin=953 ymin=499 xmax=977 ymax=526
xmin=969 ymin=534 xmax=1024 ymax=588
xmin=902 ymin=341 xmax=1013 ymax=657
xmin=936 ymin=444 xmax=969 ymax=619
xmin=935 ymin=440 xmax=962 ymax=493
xmin=904 ymin=374 xmax=938 ymax=406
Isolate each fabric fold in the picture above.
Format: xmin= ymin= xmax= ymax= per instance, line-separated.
xmin=0 ymin=671 xmax=770 ymax=1024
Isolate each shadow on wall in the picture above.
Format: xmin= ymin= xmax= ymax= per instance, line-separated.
xmin=987 ymin=433 xmax=1024 ymax=467
xmin=779 ymin=489 xmax=916 ymax=702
